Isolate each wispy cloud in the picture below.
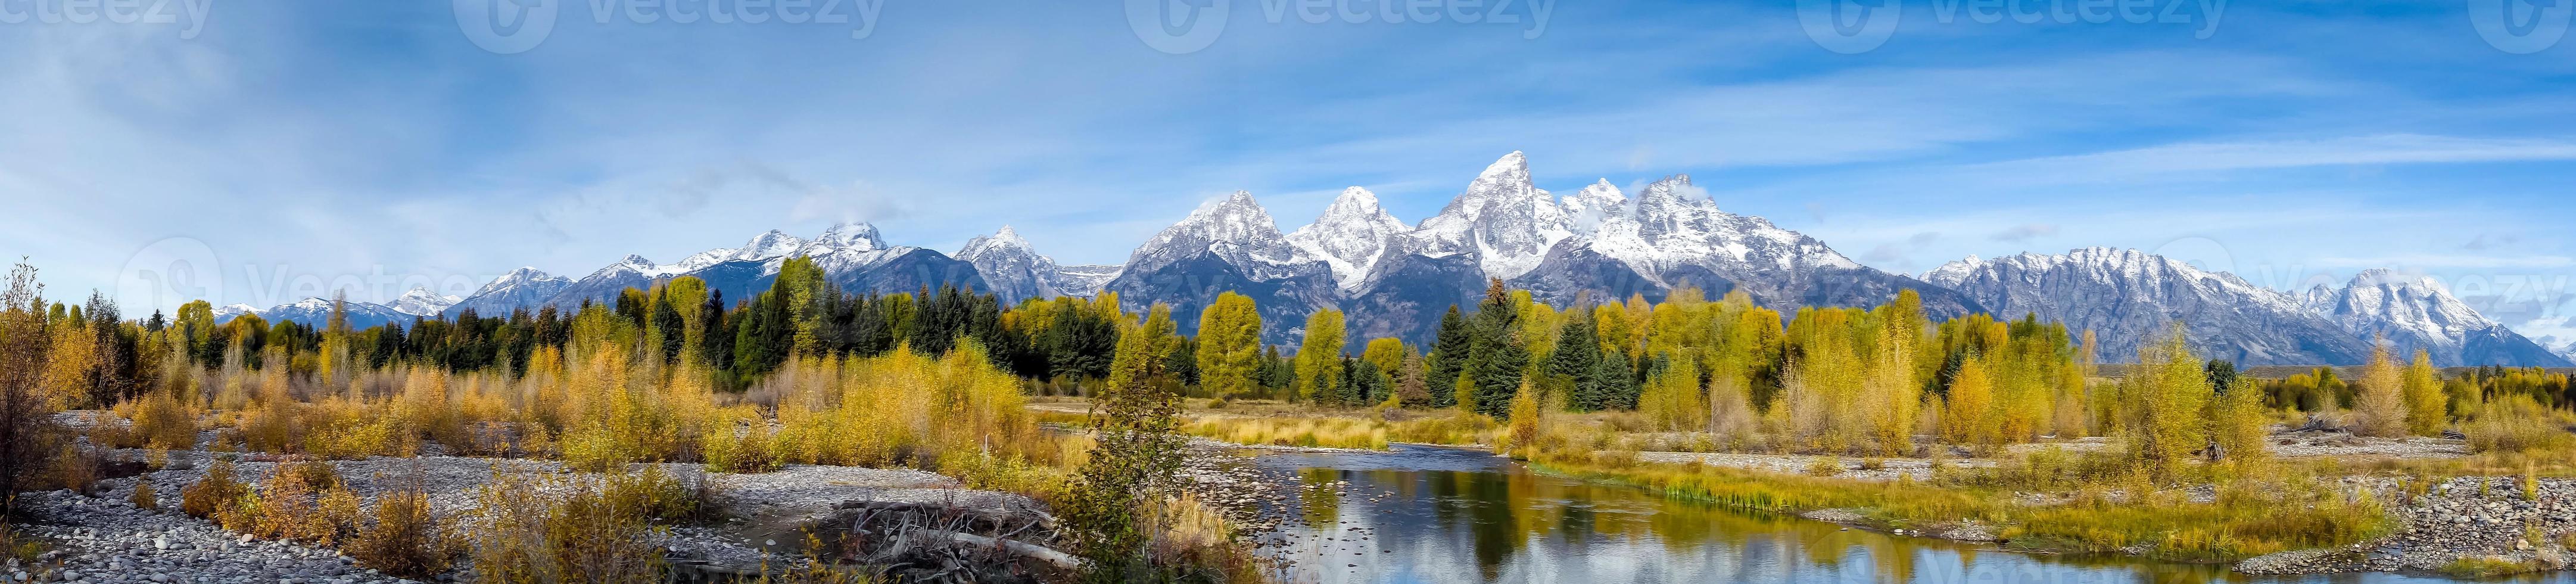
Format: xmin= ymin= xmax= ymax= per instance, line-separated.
xmin=1990 ymin=224 xmax=2058 ymax=243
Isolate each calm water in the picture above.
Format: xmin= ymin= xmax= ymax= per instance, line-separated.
xmin=1245 ymin=445 xmax=2573 ymax=584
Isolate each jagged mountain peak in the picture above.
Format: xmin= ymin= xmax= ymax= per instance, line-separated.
xmin=1562 ymin=179 xmax=1630 ymax=235
xmin=391 ymin=287 xmax=460 ymax=316
xmin=1288 ymin=187 xmax=1411 ymax=290
xmin=2298 ymin=267 xmax=2562 ymax=366
xmin=958 ymin=225 xmax=1043 ymax=262
xmin=812 ymin=222 xmax=886 ymax=251
xmin=1480 ymin=150 xmax=1530 ymax=181
xmin=957 ymin=225 xmax=1072 ymax=302
xmin=1409 ymin=152 xmax=1569 ymax=279
xmin=1125 ymin=190 xmax=1314 ymax=281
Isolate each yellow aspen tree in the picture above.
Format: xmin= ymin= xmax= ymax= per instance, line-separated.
xmin=1941 ymin=354 xmax=1995 ymax=447
xmin=2122 ymin=330 xmax=2209 ymax=483
xmin=1862 ymin=320 xmax=1920 ymax=456
xmin=1192 ymin=292 xmax=1263 ymax=399
xmin=2400 ymin=350 xmax=2446 ymax=436
xmin=2354 ymin=338 xmax=2407 ymax=437
xmin=1290 ymin=309 xmax=1347 ymax=404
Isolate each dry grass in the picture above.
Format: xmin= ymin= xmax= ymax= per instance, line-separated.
xmin=462 ymin=465 xmax=703 ymax=584
xmin=1181 ymin=417 xmax=1388 ymax=450
xmin=2462 ymin=395 xmax=2575 ymax=456
xmin=1530 ymin=439 xmax=2393 ymax=563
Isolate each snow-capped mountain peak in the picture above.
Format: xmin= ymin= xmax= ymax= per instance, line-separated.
xmin=2295 ymin=268 xmax=2565 ymax=366
xmin=1125 ymin=191 xmax=1314 ymax=279
xmin=1410 ymin=152 xmax=1569 ymax=279
xmin=1924 ymin=247 xmax=2366 ymax=366
xmin=1287 ymin=187 xmax=1410 ymax=290
xmin=1479 ymin=150 xmax=1531 ymax=182
xmin=390 ymin=287 xmax=460 ymax=316
xmin=955 ymin=225 xmax=1115 ymax=301
xmin=811 ymin=222 xmax=886 ymax=251
xmin=1560 ymin=179 xmax=1629 ymax=234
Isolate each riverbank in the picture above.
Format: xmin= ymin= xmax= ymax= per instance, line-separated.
xmin=1 ymin=446 xmax=1060 ymax=583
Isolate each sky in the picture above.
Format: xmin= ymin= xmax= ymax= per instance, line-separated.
xmin=2 ymin=0 xmax=2574 ymax=344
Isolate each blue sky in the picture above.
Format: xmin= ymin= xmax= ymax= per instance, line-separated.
xmin=4 ymin=0 xmax=2575 ymax=342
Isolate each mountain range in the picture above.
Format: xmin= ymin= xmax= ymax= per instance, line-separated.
xmin=214 ymin=152 xmax=2572 ymax=367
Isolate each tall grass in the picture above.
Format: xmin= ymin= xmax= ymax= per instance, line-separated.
xmin=1529 ymin=446 xmax=2393 ymax=563
xmin=1180 ymin=417 xmax=1388 ymax=450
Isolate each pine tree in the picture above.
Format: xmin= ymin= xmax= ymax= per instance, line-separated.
xmin=1347 ymin=358 xmax=1390 ymax=406
xmin=1551 ymin=316 xmax=1607 ymax=411
xmin=1426 ymin=306 xmax=1468 ymax=408
xmin=1468 ymin=331 xmax=1527 ymax=419
xmin=1395 ymin=353 xmax=1431 ymax=407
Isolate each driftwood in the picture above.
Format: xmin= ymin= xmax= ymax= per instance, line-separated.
xmin=918 ymin=529 xmax=1083 ymax=570
xmin=820 ymin=496 xmax=1076 ymax=583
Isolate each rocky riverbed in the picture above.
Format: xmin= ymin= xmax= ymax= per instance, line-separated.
xmin=2 ymin=448 xmax=1052 ymax=583
xmin=2238 ymin=476 xmax=2576 ymax=575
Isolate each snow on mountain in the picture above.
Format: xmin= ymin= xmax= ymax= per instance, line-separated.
xmin=2301 ymin=269 xmax=2571 ymax=366
xmin=1105 ymin=191 xmax=1338 ymax=343
xmin=1925 ymin=247 xmax=2372 ymax=366
xmin=1408 ymin=151 xmax=1573 ymax=280
xmin=1046 ymin=265 xmax=1122 ymax=297
xmin=245 ymin=296 xmax=415 ymax=330
xmin=1121 ymin=191 xmax=1322 ymax=281
xmin=446 ymin=268 xmax=574 ymax=318
xmin=957 ymin=226 xmax=1082 ymax=302
xmin=1559 ymin=179 xmax=1629 ymax=234
xmin=389 ymin=287 xmax=460 ymax=316
xmin=1285 ymin=187 xmax=1412 ymax=291
xmin=211 ymin=303 xmax=260 ymax=321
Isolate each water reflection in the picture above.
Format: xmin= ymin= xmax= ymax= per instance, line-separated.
xmin=1249 ymin=445 xmax=2574 ymax=584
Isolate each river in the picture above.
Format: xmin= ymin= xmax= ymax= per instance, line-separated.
xmin=1236 ymin=444 xmax=2574 ymax=584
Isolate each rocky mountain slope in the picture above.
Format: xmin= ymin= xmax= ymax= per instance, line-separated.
xmin=1925 ymin=248 xmax=2378 ymax=366
xmin=2300 ymin=269 xmax=2573 ymax=367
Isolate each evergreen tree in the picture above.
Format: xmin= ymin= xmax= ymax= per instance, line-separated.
xmin=1347 ymin=357 xmax=1390 ymax=406
xmin=1395 ymin=353 xmax=1431 ymax=407
xmin=1551 ymin=316 xmax=1607 ymax=411
xmin=1425 ymin=306 xmax=1468 ymax=408
xmin=1468 ymin=330 xmax=1527 ymax=418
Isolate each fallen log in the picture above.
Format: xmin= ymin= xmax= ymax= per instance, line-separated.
xmin=917 ymin=529 xmax=1084 ymax=570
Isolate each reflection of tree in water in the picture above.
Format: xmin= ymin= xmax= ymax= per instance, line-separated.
xmin=1299 ymin=467 xmax=1341 ymax=530
xmin=1278 ymin=452 xmax=2253 ymax=583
